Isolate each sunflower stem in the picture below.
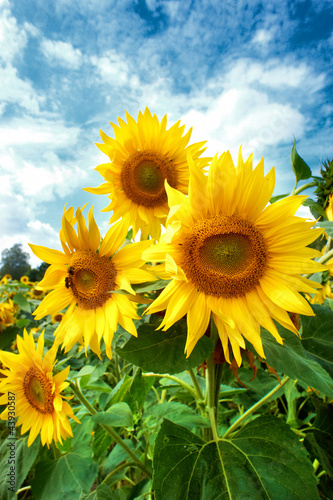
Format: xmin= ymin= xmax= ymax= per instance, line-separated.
xmin=291 ymin=181 xmax=316 ymax=196
xmin=205 ymin=317 xmax=220 ymax=442
xmin=188 ymin=368 xmax=205 ymax=401
xmin=142 ymin=372 xmax=199 ymax=400
xmin=69 ymin=380 xmax=152 ymax=478
xmin=223 ymin=375 xmax=290 ymax=439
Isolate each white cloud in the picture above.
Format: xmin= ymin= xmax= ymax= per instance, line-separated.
xmin=90 ymin=51 xmax=132 ymax=86
xmin=40 ymin=39 xmax=82 ymax=69
xmin=0 ymin=65 xmax=41 ymax=114
xmin=0 ymin=4 xmax=27 ymax=64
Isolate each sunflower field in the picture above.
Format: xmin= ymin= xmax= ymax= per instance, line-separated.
xmin=1 ymin=109 xmax=333 ymax=500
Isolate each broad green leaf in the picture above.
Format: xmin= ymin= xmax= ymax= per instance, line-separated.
xmin=259 ymin=325 xmax=333 ymax=399
xmin=0 ymin=326 xmax=18 ymax=349
xmin=124 ymin=368 xmax=149 ymax=412
xmin=16 ymin=318 xmax=30 ymax=328
xmin=133 ymin=279 xmax=171 ymax=293
xmin=300 ymin=305 xmax=333 ymax=377
xmin=304 ymin=430 xmax=333 ymax=479
xmin=302 ymin=198 xmax=327 ymax=219
xmin=147 ymin=401 xmax=210 ymax=430
xmin=13 ymin=293 xmax=31 ymax=313
xmin=291 ymin=138 xmax=311 ymax=183
xmin=117 ymin=319 xmax=213 ymax=375
xmin=102 ymin=440 xmax=137 ymax=474
xmin=104 ymin=375 xmax=132 ymax=409
xmin=92 ymin=402 xmax=133 ymax=427
xmin=0 ymin=436 xmax=39 ymax=500
xmin=71 ymin=365 xmax=95 ymax=379
xmin=31 ymin=454 xmax=98 ymax=500
xmin=92 ymin=426 xmax=112 ymax=459
xmin=153 ymin=417 xmax=319 ymax=500
xmin=315 ymin=221 xmax=333 ymax=238
xmin=312 ymin=398 xmax=333 ymax=435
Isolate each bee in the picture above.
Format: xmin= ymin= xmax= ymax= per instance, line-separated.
xmin=65 ymin=276 xmax=71 ymax=289
xmin=68 ymin=266 xmax=75 ymax=275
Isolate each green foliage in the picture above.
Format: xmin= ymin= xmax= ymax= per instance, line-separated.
xmin=153 ymin=417 xmax=319 ymax=500
xmin=0 ymin=436 xmax=40 ymax=500
xmin=117 ymin=319 xmax=213 ymax=374
xmin=0 ymin=244 xmax=31 ymax=280
xmin=30 ymin=454 xmax=98 ymax=499
xmin=291 ymin=138 xmax=312 ymax=183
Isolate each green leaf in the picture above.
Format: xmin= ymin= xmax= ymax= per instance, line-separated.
xmin=153 ymin=417 xmax=319 ymax=500
xmin=291 ymin=138 xmax=312 ymax=183
xmin=31 ymin=454 xmax=98 ymax=500
xmin=315 ymin=221 xmax=333 ymax=237
xmin=0 ymin=326 xmax=18 ymax=350
xmin=302 ymin=198 xmax=327 ymax=219
xmin=300 ymin=305 xmax=333 ymax=377
xmin=102 ymin=440 xmax=137 ymax=474
xmin=269 ymin=193 xmax=289 ymax=204
xmin=117 ymin=319 xmax=213 ymax=375
xmin=12 ymin=293 xmax=31 ymax=313
xmin=133 ymin=279 xmax=171 ymax=293
xmin=92 ymin=426 xmax=112 ymax=459
xmin=147 ymin=401 xmax=210 ymax=430
xmin=259 ymin=325 xmax=333 ymax=399
xmin=312 ymin=399 xmax=333 ymax=435
xmin=92 ymin=402 xmax=133 ymax=427
xmin=124 ymin=368 xmax=148 ymax=412
xmin=79 ymin=484 xmax=112 ymax=500
xmin=0 ymin=436 xmax=40 ymax=500
xmin=304 ymin=430 xmax=333 ymax=479
xmin=16 ymin=318 xmax=30 ymax=328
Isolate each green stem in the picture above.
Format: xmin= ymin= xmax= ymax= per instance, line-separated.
xmin=142 ymin=373 xmax=198 ymax=400
xmin=17 ymin=486 xmax=31 ymax=495
xmin=70 ymin=380 xmax=151 ymax=478
xmin=291 ymin=181 xmax=316 ymax=196
xmin=205 ymin=317 xmax=220 ymax=442
xmin=188 ymin=368 xmax=205 ymax=401
xmin=304 ymin=247 xmax=333 ymax=279
xmin=223 ymin=376 xmax=290 ymax=439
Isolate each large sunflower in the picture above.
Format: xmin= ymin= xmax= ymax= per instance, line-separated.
xmin=84 ymin=108 xmax=208 ymax=240
xmin=29 ymin=206 xmax=155 ymax=359
xmin=0 ymin=329 xmax=79 ymax=447
xmin=143 ymin=149 xmax=325 ymax=365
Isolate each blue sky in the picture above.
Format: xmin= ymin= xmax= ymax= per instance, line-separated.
xmin=0 ymin=0 xmax=332 ymax=267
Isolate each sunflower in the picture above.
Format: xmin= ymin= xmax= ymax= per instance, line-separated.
xmin=29 ymin=205 xmax=155 ymax=359
xmin=1 ymin=274 xmax=12 ymax=284
xmin=143 ymin=149 xmax=325 ymax=365
xmin=84 ymin=108 xmax=208 ymax=240
xmin=29 ymin=288 xmax=46 ymax=300
xmin=51 ymin=312 xmax=64 ymax=324
xmin=20 ymin=276 xmax=30 ymax=284
xmin=0 ymin=329 xmax=79 ymax=447
xmin=0 ymin=301 xmax=16 ymax=331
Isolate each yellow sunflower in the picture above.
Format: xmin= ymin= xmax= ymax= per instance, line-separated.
xmin=29 ymin=205 xmax=156 ymax=359
xmin=29 ymin=288 xmax=46 ymax=300
xmin=143 ymin=149 xmax=325 ymax=365
xmin=0 ymin=301 xmax=16 ymax=331
xmin=1 ymin=274 xmax=12 ymax=284
xmin=51 ymin=312 xmax=64 ymax=324
xmin=20 ymin=276 xmax=30 ymax=284
xmin=84 ymin=108 xmax=209 ymax=240
xmin=0 ymin=329 xmax=79 ymax=447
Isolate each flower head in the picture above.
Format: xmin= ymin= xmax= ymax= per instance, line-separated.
xmin=144 ymin=149 xmax=325 ymax=365
xmin=0 ymin=329 xmax=79 ymax=447
xmin=29 ymin=205 xmax=155 ymax=359
xmin=0 ymin=301 xmax=16 ymax=331
xmin=84 ymin=108 xmax=208 ymax=240
xmin=20 ymin=276 xmax=30 ymax=284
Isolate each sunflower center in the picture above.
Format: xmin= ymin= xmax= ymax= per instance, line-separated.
xmin=181 ymin=215 xmax=267 ymax=298
xmin=23 ymin=367 xmax=55 ymax=414
xmin=33 ymin=289 xmax=43 ymax=296
xmin=65 ymin=250 xmax=117 ymax=309
xmin=121 ymin=151 xmax=177 ymax=207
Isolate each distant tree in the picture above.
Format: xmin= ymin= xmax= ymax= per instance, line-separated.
xmin=0 ymin=244 xmax=31 ymax=280
xmin=28 ymin=262 xmax=50 ymax=282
